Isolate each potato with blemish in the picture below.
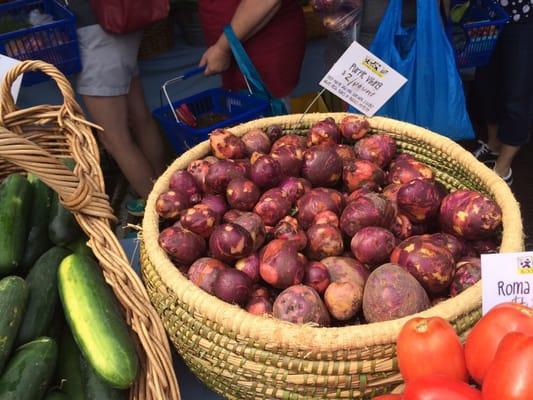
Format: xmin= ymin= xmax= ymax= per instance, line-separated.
xmin=439 ymin=189 xmax=502 ymax=240
xmin=390 ymin=236 xmax=455 ymax=295
xmin=324 ymin=281 xmax=363 ymax=321
xmin=362 ymin=263 xmax=430 ymax=322
xmin=180 ymin=204 xmax=218 ymax=238
xmin=259 ymin=239 xmax=304 ymax=289
xmin=209 ymin=223 xmax=253 ymax=263
xmin=306 ymin=224 xmax=344 ymax=260
xmin=226 ymin=177 xmax=260 ymax=211
xmin=273 ymin=285 xmax=330 ymax=326
xmin=188 ymin=257 xmax=228 ymax=294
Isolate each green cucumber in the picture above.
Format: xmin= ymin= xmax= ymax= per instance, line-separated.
xmin=20 ymin=174 xmax=53 ymax=274
xmin=0 ymin=337 xmax=58 ymax=400
xmin=67 ymin=237 xmax=94 ymax=259
xmin=58 ymin=254 xmax=138 ymax=389
xmin=48 ymin=192 xmax=83 ymax=247
xmin=0 ymin=174 xmax=33 ymax=276
xmin=81 ymin=355 xmax=127 ymax=400
xmin=44 ymin=391 xmax=68 ymax=400
xmin=58 ymin=328 xmax=84 ymax=400
xmin=0 ymin=276 xmax=29 ymax=374
xmin=17 ymin=247 xmax=71 ymax=345
xmin=46 ymin=307 xmax=65 ymax=341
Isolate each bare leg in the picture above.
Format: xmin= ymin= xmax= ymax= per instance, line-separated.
xmin=127 ymin=76 xmax=168 ymax=176
xmin=487 ymin=123 xmax=502 ymax=153
xmin=82 ymin=94 xmax=155 ymax=198
xmin=494 ymin=144 xmax=519 ymax=178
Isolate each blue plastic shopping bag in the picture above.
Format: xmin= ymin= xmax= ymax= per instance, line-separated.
xmin=363 ymin=0 xmax=474 ymax=141
xmin=223 ymin=25 xmax=287 ymax=116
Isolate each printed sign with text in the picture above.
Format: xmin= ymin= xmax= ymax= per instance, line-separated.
xmin=481 ymin=252 xmax=533 ymax=315
xmin=319 ymin=41 xmax=407 ymax=116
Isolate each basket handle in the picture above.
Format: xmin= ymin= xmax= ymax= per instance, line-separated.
xmin=0 ymin=61 xmax=181 ymax=400
xmin=0 ymin=60 xmax=80 ymax=121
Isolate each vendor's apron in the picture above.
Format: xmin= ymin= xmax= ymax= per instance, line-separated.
xmin=198 ymin=0 xmax=306 ymax=98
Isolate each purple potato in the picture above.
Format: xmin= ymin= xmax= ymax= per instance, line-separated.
xmin=233 ymin=213 xmax=266 ymax=251
xmin=159 ymin=225 xmax=206 ymax=266
xmin=180 ymin=204 xmax=218 ymax=238
xmin=235 ymin=253 xmax=260 ymax=283
xmin=242 ymin=128 xmax=271 ymax=155
xmin=273 ymin=285 xmax=330 ymax=326
xmin=259 ymin=239 xmax=304 ymax=289
xmin=302 ymin=144 xmax=343 ymax=187
xmin=306 ymin=117 xmax=341 ymax=147
xmin=209 ymin=129 xmax=246 ymax=159
xmin=250 ymin=153 xmax=282 ymax=189
xmin=303 ymin=261 xmax=331 ymax=295
xmin=306 ymin=224 xmax=344 ymax=260
xmin=188 ymin=257 xmax=228 ymax=294
xmin=226 ymin=177 xmax=260 ymax=211
xmin=209 ymin=223 xmax=253 ymax=263
xmin=253 ymin=188 xmax=292 ymax=226
xmin=156 ymin=190 xmax=188 ymax=220
xmin=213 ymin=268 xmax=252 ymax=305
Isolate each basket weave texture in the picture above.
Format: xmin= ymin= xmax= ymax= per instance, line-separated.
xmin=141 ymin=113 xmax=524 ymax=399
xmin=0 ymin=61 xmax=180 ymax=400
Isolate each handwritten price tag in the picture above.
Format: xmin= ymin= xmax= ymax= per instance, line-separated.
xmin=481 ymin=252 xmax=533 ymax=315
xmin=319 ymin=41 xmax=407 ymax=116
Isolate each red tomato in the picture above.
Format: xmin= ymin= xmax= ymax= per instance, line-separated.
xmin=403 ymin=376 xmax=482 ymax=400
xmin=372 ymin=396 xmax=403 ymax=400
xmin=464 ymin=302 xmax=533 ymax=384
xmin=397 ymin=317 xmax=468 ymax=383
xmin=482 ymin=332 xmax=533 ymax=400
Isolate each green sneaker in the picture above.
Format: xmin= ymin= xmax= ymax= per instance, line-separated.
xmin=126 ymin=198 xmax=146 ymax=216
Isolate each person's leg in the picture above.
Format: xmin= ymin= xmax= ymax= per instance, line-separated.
xmin=82 ymin=94 xmax=155 ymax=198
xmin=487 ymin=123 xmax=501 ymax=153
xmin=127 ymin=76 xmax=168 ymax=176
xmin=493 ymin=23 xmax=533 ymax=179
xmin=472 ymin=33 xmax=504 ymax=160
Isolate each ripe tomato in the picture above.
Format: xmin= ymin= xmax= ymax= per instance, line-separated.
xmin=403 ymin=376 xmax=482 ymax=400
xmin=397 ymin=317 xmax=468 ymax=383
xmin=372 ymin=396 xmax=403 ymax=400
xmin=482 ymin=332 xmax=533 ymax=400
xmin=464 ymin=302 xmax=533 ymax=384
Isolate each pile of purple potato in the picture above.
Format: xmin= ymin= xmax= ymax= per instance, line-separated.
xmin=156 ymin=116 xmax=502 ymax=327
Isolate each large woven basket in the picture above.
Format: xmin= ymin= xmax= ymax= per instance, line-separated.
xmin=141 ymin=113 xmax=523 ymax=399
xmin=0 ymin=61 xmax=180 ymax=400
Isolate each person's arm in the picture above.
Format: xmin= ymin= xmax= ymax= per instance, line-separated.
xmin=199 ymin=0 xmax=282 ymax=75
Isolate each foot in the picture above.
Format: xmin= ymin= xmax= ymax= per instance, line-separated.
xmin=486 ymin=161 xmax=513 ymax=186
xmin=472 ymin=140 xmax=499 ymax=164
xmin=126 ymin=198 xmax=146 ymax=216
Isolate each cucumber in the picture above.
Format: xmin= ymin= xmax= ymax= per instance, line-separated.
xmin=67 ymin=236 xmax=94 ymax=259
xmin=58 ymin=328 xmax=84 ymax=400
xmin=46 ymin=307 xmax=65 ymax=341
xmin=17 ymin=247 xmax=71 ymax=345
xmin=20 ymin=174 xmax=53 ymax=274
xmin=0 ymin=276 xmax=29 ymax=374
xmin=44 ymin=391 xmax=68 ymax=400
xmin=81 ymin=355 xmax=127 ymax=400
xmin=0 ymin=337 xmax=58 ymax=400
xmin=48 ymin=192 xmax=84 ymax=247
xmin=0 ymin=174 xmax=33 ymax=276
xmin=58 ymin=254 xmax=138 ymax=389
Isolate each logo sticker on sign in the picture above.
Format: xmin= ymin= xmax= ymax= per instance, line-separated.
xmin=481 ymin=252 xmax=533 ymax=315
xmin=319 ymin=41 xmax=407 ymax=116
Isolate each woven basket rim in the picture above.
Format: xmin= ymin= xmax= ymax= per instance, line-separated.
xmin=142 ymin=113 xmax=523 ymax=351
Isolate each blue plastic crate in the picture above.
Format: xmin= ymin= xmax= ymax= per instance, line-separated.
xmin=0 ymin=0 xmax=80 ymax=85
xmin=446 ymin=0 xmax=509 ymax=69
xmin=153 ymin=88 xmax=270 ymax=155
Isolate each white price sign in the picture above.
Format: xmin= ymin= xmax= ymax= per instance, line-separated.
xmin=319 ymin=41 xmax=407 ymax=116
xmin=0 ymin=55 xmax=22 ymax=102
xmin=481 ymin=252 xmax=533 ymax=315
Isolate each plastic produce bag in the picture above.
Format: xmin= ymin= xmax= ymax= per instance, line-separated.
xmin=367 ymin=0 xmax=474 ymax=141
xmin=311 ymin=0 xmax=362 ymax=45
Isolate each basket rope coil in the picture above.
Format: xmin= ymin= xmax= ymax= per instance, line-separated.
xmin=141 ymin=113 xmax=523 ymax=399
xmin=0 ymin=61 xmax=180 ymax=400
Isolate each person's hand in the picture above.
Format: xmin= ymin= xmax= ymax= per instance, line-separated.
xmin=199 ymin=42 xmax=231 ymax=75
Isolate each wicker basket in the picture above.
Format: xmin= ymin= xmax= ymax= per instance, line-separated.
xmin=141 ymin=113 xmax=523 ymax=399
xmin=138 ymin=16 xmax=176 ymax=60
xmin=0 ymin=61 xmax=180 ymax=400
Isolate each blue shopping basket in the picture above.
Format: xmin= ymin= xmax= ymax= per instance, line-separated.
xmin=153 ymin=66 xmax=270 ymax=155
xmin=446 ymin=0 xmax=509 ymax=69
xmin=0 ymin=0 xmax=81 ymax=86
